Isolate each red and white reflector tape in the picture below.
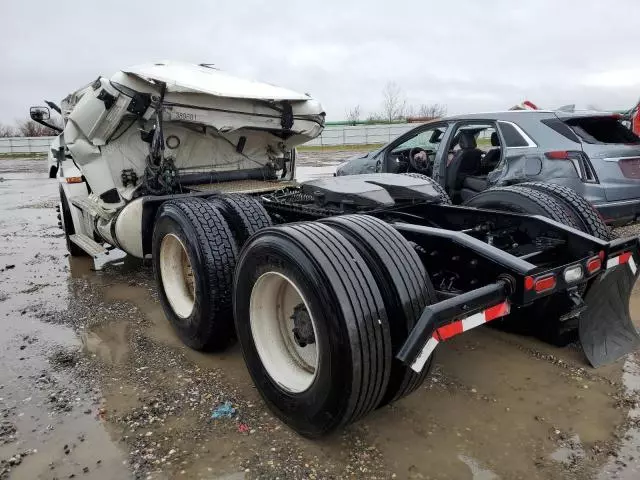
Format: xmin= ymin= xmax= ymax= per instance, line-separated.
xmin=411 ymin=301 xmax=511 ymax=373
xmin=606 ymin=252 xmax=637 ymax=275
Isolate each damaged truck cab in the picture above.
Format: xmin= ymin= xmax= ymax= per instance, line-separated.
xmin=48 ymin=61 xmax=324 ymax=257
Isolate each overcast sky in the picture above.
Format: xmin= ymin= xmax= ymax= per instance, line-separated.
xmin=2 ymin=0 xmax=640 ymax=124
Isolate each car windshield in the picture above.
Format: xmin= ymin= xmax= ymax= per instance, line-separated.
xmin=392 ymin=126 xmax=446 ymax=152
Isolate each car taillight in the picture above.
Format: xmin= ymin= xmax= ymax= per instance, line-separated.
xmin=545 ymin=151 xmax=571 ymax=160
xmin=544 ymin=151 xmax=598 ymax=183
xmin=618 ymin=158 xmax=640 ymax=179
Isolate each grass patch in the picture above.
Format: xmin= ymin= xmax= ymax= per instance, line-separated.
xmin=297 ymin=143 xmax=383 ymax=152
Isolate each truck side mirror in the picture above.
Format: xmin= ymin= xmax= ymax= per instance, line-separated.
xmin=30 ymin=106 xmax=50 ymax=122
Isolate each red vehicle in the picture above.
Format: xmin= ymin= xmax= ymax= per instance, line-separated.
xmin=628 ymin=100 xmax=640 ymax=136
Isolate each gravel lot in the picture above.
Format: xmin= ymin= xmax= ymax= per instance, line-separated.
xmin=0 ymin=156 xmax=640 ymax=479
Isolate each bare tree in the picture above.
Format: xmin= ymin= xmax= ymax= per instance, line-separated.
xmin=381 ymin=82 xmax=406 ymax=123
xmin=417 ymin=103 xmax=447 ymax=119
xmin=345 ymin=105 xmax=361 ymax=125
xmin=404 ymin=105 xmax=416 ymax=118
xmin=17 ymin=119 xmax=60 ymax=137
xmin=0 ymin=123 xmax=16 ymax=137
xmin=365 ymin=112 xmax=384 ymax=124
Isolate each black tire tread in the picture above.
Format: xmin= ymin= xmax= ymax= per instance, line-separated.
xmin=519 ymin=182 xmax=611 ymax=240
xmin=209 ymin=194 xmax=272 ymax=246
xmin=236 ymin=221 xmax=392 ymax=432
xmin=321 ymin=215 xmax=437 ymax=403
xmin=465 ymin=185 xmax=580 ymax=229
xmin=290 ymin=222 xmax=390 ymax=422
xmin=156 ymin=197 xmax=237 ymax=350
xmin=402 ymin=173 xmax=452 ymax=204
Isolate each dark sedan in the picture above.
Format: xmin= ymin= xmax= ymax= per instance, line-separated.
xmin=335 ymin=110 xmax=640 ymax=225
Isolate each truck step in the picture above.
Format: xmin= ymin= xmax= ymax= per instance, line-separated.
xmin=69 ymin=234 xmax=108 ymax=258
xmin=70 ymin=197 xmax=101 ymax=216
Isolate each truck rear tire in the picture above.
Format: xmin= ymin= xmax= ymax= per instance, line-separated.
xmin=153 ymin=198 xmax=237 ymax=351
xmin=233 ymin=222 xmax=392 ymax=437
xmin=402 ymin=173 xmax=452 ymax=204
xmin=208 ymin=194 xmax=272 ymax=247
xmin=58 ymin=186 xmax=87 ymax=257
xmin=320 ymin=214 xmax=437 ymax=404
xmin=517 ymin=182 xmax=611 ymax=240
xmin=462 ymin=185 xmax=580 ymax=228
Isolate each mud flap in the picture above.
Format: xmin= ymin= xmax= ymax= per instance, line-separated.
xmin=579 ymin=264 xmax=640 ymax=367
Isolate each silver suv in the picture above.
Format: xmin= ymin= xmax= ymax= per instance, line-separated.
xmin=335 ymin=110 xmax=640 ymax=225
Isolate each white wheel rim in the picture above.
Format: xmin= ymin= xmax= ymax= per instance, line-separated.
xmin=159 ymin=233 xmax=195 ymax=319
xmin=250 ymin=272 xmax=319 ymax=393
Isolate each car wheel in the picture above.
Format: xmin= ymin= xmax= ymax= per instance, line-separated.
xmin=153 ymin=198 xmax=237 ymax=351
xmin=234 ymin=222 xmax=392 ymax=437
xmin=320 ymin=214 xmax=437 ymax=404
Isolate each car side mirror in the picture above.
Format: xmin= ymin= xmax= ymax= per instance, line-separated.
xmin=30 ymin=106 xmax=50 ymax=122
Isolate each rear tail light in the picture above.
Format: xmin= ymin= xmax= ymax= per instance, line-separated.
xmin=586 ymin=255 xmax=602 ymax=274
xmin=563 ymin=265 xmax=584 ymax=283
xmin=545 ymin=151 xmax=571 ymax=160
xmin=534 ymin=274 xmax=556 ymax=293
xmin=544 ymin=151 xmax=598 ymax=183
xmin=618 ymin=158 xmax=640 ymax=179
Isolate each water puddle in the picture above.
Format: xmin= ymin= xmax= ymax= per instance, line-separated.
xmin=549 ymin=433 xmax=585 ymax=465
xmin=597 ymin=409 xmax=640 ymax=479
xmin=622 ymin=353 xmax=640 ymax=393
xmin=81 ymin=321 xmax=129 ymax=364
xmin=458 ymin=455 xmax=499 ymax=479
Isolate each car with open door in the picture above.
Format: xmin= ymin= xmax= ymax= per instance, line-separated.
xmin=335 ymin=110 xmax=640 ymax=225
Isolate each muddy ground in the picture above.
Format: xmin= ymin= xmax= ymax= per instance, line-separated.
xmin=1 ymin=155 xmax=640 ymax=479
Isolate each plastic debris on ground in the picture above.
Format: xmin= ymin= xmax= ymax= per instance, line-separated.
xmin=211 ymin=401 xmax=236 ymax=419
